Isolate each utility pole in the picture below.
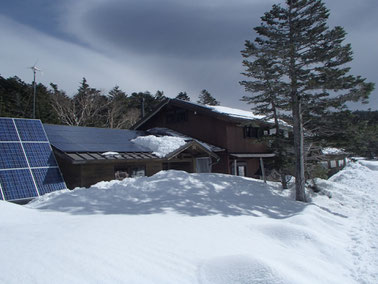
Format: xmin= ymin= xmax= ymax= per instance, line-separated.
xmin=29 ymin=64 xmax=41 ymax=119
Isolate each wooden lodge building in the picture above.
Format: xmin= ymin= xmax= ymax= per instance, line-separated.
xmin=42 ymin=99 xmax=289 ymax=189
xmin=44 ymin=124 xmax=219 ymax=189
xmin=132 ymin=99 xmax=291 ymax=180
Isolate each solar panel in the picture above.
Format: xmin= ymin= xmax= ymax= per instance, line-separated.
xmin=0 ymin=143 xmax=28 ymax=169
xmin=23 ymin=143 xmax=58 ymax=167
xmin=32 ymin=168 xmax=66 ymax=195
xmin=14 ymin=119 xmax=48 ymax=141
xmin=0 ymin=118 xmax=19 ymax=141
xmin=0 ymin=118 xmax=66 ymax=202
xmin=0 ymin=169 xmax=39 ymax=200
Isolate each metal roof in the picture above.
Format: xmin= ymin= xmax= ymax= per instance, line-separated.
xmin=43 ymin=124 xmax=152 ymax=153
xmin=61 ymin=151 xmax=159 ymax=164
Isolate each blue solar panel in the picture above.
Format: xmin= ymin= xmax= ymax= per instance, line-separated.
xmin=14 ymin=119 xmax=48 ymax=141
xmin=23 ymin=143 xmax=58 ymax=167
xmin=0 ymin=118 xmax=19 ymax=141
xmin=0 ymin=143 xmax=28 ymax=169
xmin=0 ymin=118 xmax=66 ymax=201
xmin=32 ymin=168 xmax=66 ymax=195
xmin=0 ymin=169 xmax=39 ymax=200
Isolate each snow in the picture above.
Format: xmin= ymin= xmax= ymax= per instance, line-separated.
xmin=207 ymin=105 xmax=290 ymax=127
xmin=147 ymin=127 xmax=224 ymax=152
xmin=0 ymin=160 xmax=377 ymax=283
xmin=131 ymin=135 xmax=187 ymax=157
xmin=322 ymin=147 xmax=346 ymax=155
xmin=101 ymin=151 xmax=120 ymax=156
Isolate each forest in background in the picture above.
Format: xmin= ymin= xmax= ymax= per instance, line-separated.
xmin=0 ymin=74 xmax=377 ymax=158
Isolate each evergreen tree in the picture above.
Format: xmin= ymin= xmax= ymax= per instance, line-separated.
xmin=128 ymin=91 xmax=163 ymax=117
xmin=240 ymin=39 xmax=291 ymax=188
xmin=176 ymin=92 xmax=190 ymax=101
xmin=197 ymin=89 xmax=220 ymax=106
xmin=241 ymin=0 xmax=374 ymax=201
xmin=154 ymin=90 xmax=166 ymax=102
xmin=106 ymin=86 xmax=130 ymax=129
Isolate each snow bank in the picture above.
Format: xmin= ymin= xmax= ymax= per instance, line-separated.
xmin=0 ymin=160 xmax=377 ymax=283
xmin=131 ymin=135 xmax=187 ymax=157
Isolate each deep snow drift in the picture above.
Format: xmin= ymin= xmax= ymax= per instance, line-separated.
xmin=0 ymin=160 xmax=377 ymax=283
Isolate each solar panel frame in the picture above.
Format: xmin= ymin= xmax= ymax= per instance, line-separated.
xmin=0 ymin=118 xmax=67 ymax=201
xmin=0 ymin=182 xmax=4 ymax=200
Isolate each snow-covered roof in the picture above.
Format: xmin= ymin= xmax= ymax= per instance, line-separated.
xmin=131 ymin=135 xmax=187 ymax=158
xmin=205 ymin=105 xmax=290 ymax=127
xmin=147 ymin=127 xmax=224 ymax=152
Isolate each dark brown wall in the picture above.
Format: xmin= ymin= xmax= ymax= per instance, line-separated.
xmin=142 ymin=106 xmax=229 ymax=149
xmin=55 ymin=156 xmax=82 ymax=189
xmin=225 ymin=125 xmax=268 ymax=153
xmin=141 ymin=105 xmax=268 ymax=153
xmin=212 ymin=151 xmax=230 ymax=174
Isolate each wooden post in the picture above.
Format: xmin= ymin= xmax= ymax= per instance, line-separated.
xmin=234 ymin=159 xmax=237 ymax=175
xmin=260 ymin=157 xmax=266 ymax=183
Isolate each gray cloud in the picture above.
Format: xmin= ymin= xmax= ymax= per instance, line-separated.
xmin=1 ymin=0 xmax=377 ymax=110
xmin=80 ymin=0 xmax=269 ymax=59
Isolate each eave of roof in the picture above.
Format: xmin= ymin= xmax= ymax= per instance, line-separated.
xmin=230 ymin=153 xmax=275 ymax=158
xmin=165 ymin=140 xmax=219 ymax=161
xmin=53 ymin=149 xmax=159 ymax=164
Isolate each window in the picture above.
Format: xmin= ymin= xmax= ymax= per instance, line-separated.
xmin=330 ymin=160 xmax=337 ymax=168
xmin=166 ymin=109 xmax=187 ymax=123
xmin=243 ymin=126 xmax=269 ymax=139
xmin=114 ymin=165 xmax=146 ymax=179
xmin=338 ymin=159 xmax=345 ymax=167
xmin=130 ymin=166 xmax=145 ymax=177
xmin=244 ymin=126 xmax=259 ymax=138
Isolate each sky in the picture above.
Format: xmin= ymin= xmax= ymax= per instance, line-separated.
xmin=1 ymin=0 xmax=377 ymax=111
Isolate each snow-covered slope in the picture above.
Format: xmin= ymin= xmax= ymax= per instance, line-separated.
xmin=0 ymin=160 xmax=377 ymax=283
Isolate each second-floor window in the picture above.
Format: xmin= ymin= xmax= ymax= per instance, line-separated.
xmin=244 ymin=126 xmax=262 ymax=138
xmin=166 ymin=109 xmax=188 ymax=123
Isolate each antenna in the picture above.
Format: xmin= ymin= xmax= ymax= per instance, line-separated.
xmin=29 ymin=62 xmax=42 ymax=119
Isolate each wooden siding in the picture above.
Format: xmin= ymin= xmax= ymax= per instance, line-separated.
xmin=140 ymin=105 xmax=268 ymax=153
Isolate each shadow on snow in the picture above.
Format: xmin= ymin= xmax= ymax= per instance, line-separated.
xmin=29 ymin=171 xmax=306 ymax=218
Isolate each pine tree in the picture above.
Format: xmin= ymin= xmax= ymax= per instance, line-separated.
xmin=176 ymin=92 xmax=190 ymax=101
xmin=197 ymin=89 xmax=220 ymax=106
xmin=240 ymin=38 xmax=292 ymax=188
xmin=241 ymin=0 xmax=374 ymax=201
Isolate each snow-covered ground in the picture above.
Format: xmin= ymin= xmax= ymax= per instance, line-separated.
xmin=0 ymin=160 xmax=377 ymax=283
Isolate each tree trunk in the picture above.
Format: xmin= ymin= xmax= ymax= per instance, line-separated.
xmin=292 ymin=94 xmax=306 ymax=201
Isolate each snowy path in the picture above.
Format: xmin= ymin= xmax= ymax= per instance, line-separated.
xmin=340 ymin=162 xmax=378 ymax=284
xmin=0 ymin=161 xmax=377 ymax=283
xmin=316 ymin=161 xmax=378 ymax=283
